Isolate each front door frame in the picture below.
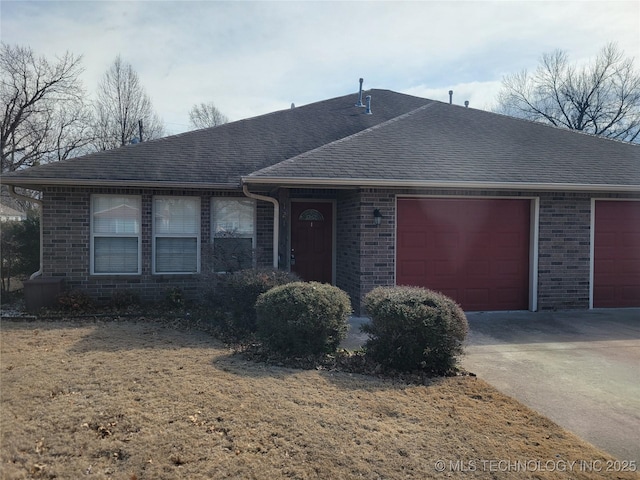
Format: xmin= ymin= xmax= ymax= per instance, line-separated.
xmin=288 ymin=198 xmax=337 ymax=284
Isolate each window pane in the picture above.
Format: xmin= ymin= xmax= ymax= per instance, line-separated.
xmin=93 ymin=196 xmax=140 ymax=234
xmin=156 ymin=237 xmax=198 ymax=273
xmin=155 ymin=197 xmax=199 ymax=235
xmin=213 ymin=199 xmax=254 ymax=236
xmin=94 ymin=237 xmax=139 ymax=273
xmin=213 ymin=237 xmax=253 ymax=272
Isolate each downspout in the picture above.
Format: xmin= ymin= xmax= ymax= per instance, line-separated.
xmin=8 ymin=186 xmax=43 ymax=279
xmin=242 ymin=184 xmax=279 ymax=269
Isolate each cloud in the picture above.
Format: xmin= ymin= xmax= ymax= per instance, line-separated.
xmin=403 ymin=80 xmax=503 ymax=111
xmin=2 ymin=0 xmax=638 ymax=134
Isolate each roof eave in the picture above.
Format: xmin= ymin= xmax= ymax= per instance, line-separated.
xmin=1 ymin=177 xmax=240 ymax=190
xmin=242 ymin=176 xmax=640 ymax=192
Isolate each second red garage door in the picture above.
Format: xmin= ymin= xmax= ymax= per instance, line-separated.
xmin=397 ymin=197 xmax=531 ymax=311
xmin=593 ymin=200 xmax=640 ymax=308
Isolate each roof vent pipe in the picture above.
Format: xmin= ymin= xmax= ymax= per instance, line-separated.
xmin=365 ymin=95 xmax=372 ymax=114
xmin=449 ymin=90 xmax=453 ymax=104
xmin=464 ymin=100 xmax=469 ymax=108
xmin=355 ymin=78 xmax=365 ymax=107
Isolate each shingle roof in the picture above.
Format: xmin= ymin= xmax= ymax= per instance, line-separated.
xmin=1 ymin=89 xmax=431 ymax=189
xmin=4 ymin=89 xmax=638 ymax=192
xmin=245 ymin=102 xmax=640 ymax=191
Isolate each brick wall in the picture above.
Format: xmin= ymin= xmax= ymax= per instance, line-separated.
xmin=335 ymin=190 xmax=362 ymax=311
xmin=537 ymin=192 xmax=591 ymax=309
xmin=42 ymin=186 xmax=273 ymax=304
xmin=335 ymin=189 xmax=397 ymax=314
xmin=357 ymin=189 xmax=396 ymax=312
xmin=41 ymin=185 xmax=639 ymax=312
xmin=336 ymin=188 xmax=639 ymax=314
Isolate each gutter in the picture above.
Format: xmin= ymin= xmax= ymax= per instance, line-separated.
xmin=8 ymin=186 xmax=43 ymax=279
xmin=242 ymin=176 xmax=640 ymax=193
xmin=1 ymin=177 xmax=239 ymax=190
xmin=242 ymin=184 xmax=279 ymax=269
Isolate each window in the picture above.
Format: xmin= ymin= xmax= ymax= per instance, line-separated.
xmin=153 ymin=196 xmax=200 ymax=274
xmin=91 ymin=195 xmax=141 ymax=274
xmin=211 ymin=198 xmax=255 ymax=272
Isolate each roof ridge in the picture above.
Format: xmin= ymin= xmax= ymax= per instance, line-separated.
xmin=466 ymin=104 xmax=640 ymax=147
xmin=246 ymin=101 xmax=439 ymax=177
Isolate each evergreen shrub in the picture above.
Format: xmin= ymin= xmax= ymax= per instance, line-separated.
xmin=255 ymin=282 xmax=352 ymax=355
xmin=362 ymin=286 xmax=468 ymax=374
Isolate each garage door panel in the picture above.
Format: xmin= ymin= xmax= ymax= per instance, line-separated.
xmin=397 ymin=198 xmax=530 ymax=311
xmin=399 ymin=260 xmax=426 ymax=277
xmin=495 ymin=232 xmax=522 ymax=248
xmin=438 ymin=288 xmax=460 ymax=300
xmin=624 ymin=259 xmax=640 ymax=275
xmin=594 ymin=200 xmax=640 ymax=308
xmin=465 ymin=289 xmax=490 ymax=304
xmin=494 ymin=259 xmax=522 ymax=276
xmin=401 ymin=231 xmax=427 ymax=248
xmin=468 ymin=260 xmax=490 ymax=276
xmin=622 ymin=233 xmax=640 ymax=248
xmin=434 ymin=259 xmax=458 ymax=276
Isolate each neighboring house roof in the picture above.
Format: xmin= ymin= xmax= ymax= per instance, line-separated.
xmin=0 ymin=202 xmax=27 ymax=221
xmin=0 ymin=90 xmax=431 ymax=190
xmin=245 ymin=102 xmax=640 ymax=192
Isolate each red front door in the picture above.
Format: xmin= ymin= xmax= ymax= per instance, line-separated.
xmin=291 ymin=201 xmax=333 ymax=283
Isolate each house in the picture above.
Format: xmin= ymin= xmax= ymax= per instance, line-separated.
xmin=0 ymin=200 xmax=27 ymax=222
xmin=2 ymin=83 xmax=639 ymax=313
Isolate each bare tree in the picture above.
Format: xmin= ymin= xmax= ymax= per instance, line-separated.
xmin=0 ymin=43 xmax=94 ymax=173
xmin=93 ymin=55 xmax=164 ymax=150
xmin=188 ymin=101 xmax=229 ymax=129
xmin=495 ymin=43 xmax=640 ymax=143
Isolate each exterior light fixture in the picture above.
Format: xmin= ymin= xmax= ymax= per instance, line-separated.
xmin=373 ymin=208 xmax=382 ymax=226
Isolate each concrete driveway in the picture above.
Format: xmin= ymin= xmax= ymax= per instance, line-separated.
xmin=460 ymin=309 xmax=640 ymax=464
xmin=343 ymin=309 xmax=640 ymax=463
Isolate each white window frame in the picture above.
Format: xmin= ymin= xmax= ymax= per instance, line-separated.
xmin=90 ymin=194 xmax=142 ymax=275
xmin=211 ymin=197 xmax=256 ymax=272
xmin=153 ymin=196 xmax=201 ymax=274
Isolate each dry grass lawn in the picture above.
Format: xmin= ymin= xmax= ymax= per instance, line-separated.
xmin=1 ymin=319 xmax=638 ymax=480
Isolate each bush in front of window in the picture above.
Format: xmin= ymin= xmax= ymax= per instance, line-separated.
xmin=108 ymin=289 xmax=141 ymax=311
xmin=164 ymin=287 xmax=186 ymax=309
xmin=362 ymin=286 xmax=468 ymax=375
xmin=56 ymin=290 xmax=96 ymax=313
xmin=213 ymin=269 xmax=300 ymax=337
xmin=255 ymin=282 xmax=352 ymax=356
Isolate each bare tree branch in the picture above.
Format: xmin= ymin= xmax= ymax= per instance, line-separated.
xmin=188 ymin=101 xmax=229 ymax=130
xmin=1 ymin=43 xmax=93 ymax=172
xmin=92 ymin=55 xmax=164 ymax=150
xmin=495 ymin=43 xmax=640 ymax=143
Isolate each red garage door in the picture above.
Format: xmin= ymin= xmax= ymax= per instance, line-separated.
xmin=593 ymin=200 xmax=640 ymax=308
xmin=397 ymin=198 xmax=531 ymax=311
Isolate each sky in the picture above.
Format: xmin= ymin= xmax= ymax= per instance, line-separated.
xmin=1 ymin=0 xmax=639 ymax=136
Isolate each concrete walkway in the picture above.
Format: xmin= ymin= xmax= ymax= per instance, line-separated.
xmin=460 ymin=309 xmax=640 ymax=464
xmin=343 ymin=309 xmax=640 ymax=463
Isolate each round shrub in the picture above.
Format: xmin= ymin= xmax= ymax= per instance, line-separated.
xmin=362 ymin=286 xmax=468 ymax=375
xmin=255 ymin=282 xmax=352 ymax=356
xmin=215 ymin=269 xmax=300 ymax=336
